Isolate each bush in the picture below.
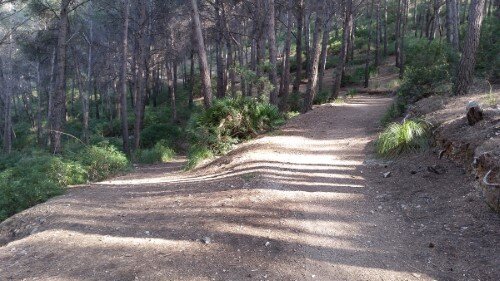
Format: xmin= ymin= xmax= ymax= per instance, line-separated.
xmin=0 ymin=154 xmax=87 ymax=221
xmin=376 ymin=119 xmax=430 ymax=157
xmin=399 ymin=38 xmax=457 ymax=102
xmin=135 ymin=140 xmax=176 ymax=164
xmin=186 ymin=145 xmax=214 ymax=170
xmin=140 ymin=123 xmax=182 ymax=149
xmin=288 ymin=92 xmax=303 ymax=112
xmin=380 ymin=101 xmax=407 ymax=126
xmin=476 ymin=17 xmax=500 ymax=82
xmin=75 ymin=145 xmax=129 ymax=181
xmin=313 ymin=90 xmax=331 ymax=105
xmin=187 ymin=97 xmax=284 ymax=166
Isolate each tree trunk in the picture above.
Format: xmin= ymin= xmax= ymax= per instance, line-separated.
xmin=400 ymin=0 xmax=409 ymax=78
xmin=279 ymin=0 xmax=294 ymax=112
xmin=375 ymin=0 xmax=381 ymax=67
xmin=331 ymin=0 xmax=353 ymax=99
xmin=455 ymin=0 xmax=486 ymax=95
xmin=446 ymin=0 xmax=460 ymax=49
xmin=189 ymin=49 xmax=195 ymax=108
xmin=83 ymin=0 xmax=93 ymax=143
xmin=1 ymin=39 xmax=13 ymax=153
xmin=267 ymin=0 xmax=279 ymax=105
xmin=365 ymin=0 xmax=374 ymax=88
xmin=318 ymin=21 xmax=330 ymax=94
xmin=304 ymin=10 xmax=311 ymax=79
xmin=293 ymin=0 xmax=305 ymax=93
xmin=383 ymin=0 xmax=388 ymax=55
xmin=191 ymin=0 xmax=213 ymax=108
xmin=215 ymin=0 xmax=226 ymax=99
xmin=134 ymin=0 xmax=148 ymax=150
xmin=49 ymin=0 xmax=72 ymax=154
xmin=303 ymin=2 xmax=325 ymax=112
xmin=119 ymin=0 xmax=130 ymax=156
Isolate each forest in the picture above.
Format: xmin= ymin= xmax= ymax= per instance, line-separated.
xmin=0 ymin=0 xmax=498 ymax=279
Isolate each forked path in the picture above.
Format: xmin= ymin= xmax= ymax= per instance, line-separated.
xmin=0 ymin=93 xmax=438 ymax=281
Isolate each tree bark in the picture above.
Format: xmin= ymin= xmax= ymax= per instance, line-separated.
xmin=215 ymin=0 xmax=225 ymax=99
xmin=365 ymin=0 xmax=374 ymax=88
xmin=293 ymin=0 xmax=304 ymax=93
xmin=455 ymin=0 xmax=486 ymax=95
xmin=446 ymin=0 xmax=460 ymax=49
xmin=267 ymin=0 xmax=279 ymax=105
xmin=303 ymin=1 xmax=325 ymax=112
xmin=133 ymin=0 xmax=148 ymax=150
xmin=279 ymin=0 xmax=294 ymax=112
xmin=318 ymin=21 xmax=330 ymax=94
xmin=118 ymin=0 xmax=130 ymax=155
xmin=191 ymin=0 xmax=213 ymax=108
xmin=331 ymin=0 xmax=353 ymax=99
xmin=49 ymin=0 xmax=72 ymax=154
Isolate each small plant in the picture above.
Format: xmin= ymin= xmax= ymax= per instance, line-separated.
xmin=347 ymin=89 xmax=358 ymax=98
xmin=376 ymin=119 xmax=430 ymax=157
xmin=186 ymin=145 xmax=214 ymax=170
xmin=485 ymin=81 xmax=498 ymax=107
xmin=313 ymin=90 xmax=331 ymax=105
xmin=135 ymin=140 xmax=176 ymax=164
xmin=285 ymin=111 xmax=300 ymax=119
xmin=380 ymin=101 xmax=407 ymax=126
xmin=75 ymin=144 xmax=130 ymax=181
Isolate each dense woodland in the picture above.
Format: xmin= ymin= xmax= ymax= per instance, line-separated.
xmin=0 ymin=0 xmax=498 ymax=220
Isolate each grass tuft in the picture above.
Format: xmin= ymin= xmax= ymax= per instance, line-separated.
xmin=376 ymin=119 xmax=430 ymax=157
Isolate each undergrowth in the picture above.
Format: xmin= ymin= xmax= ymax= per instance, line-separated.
xmin=376 ymin=119 xmax=430 ymax=157
xmin=186 ymin=97 xmax=284 ymax=169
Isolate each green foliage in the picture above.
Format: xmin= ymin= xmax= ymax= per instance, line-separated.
xmin=347 ymin=89 xmax=358 ymax=98
xmin=135 ymin=140 xmax=176 ymax=164
xmin=376 ymin=119 xmax=430 ymax=157
xmin=186 ymin=145 xmax=214 ymax=170
xmin=187 ymin=97 xmax=284 ymax=167
xmin=140 ymin=123 xmax=182 ymax=149
xmin=476 ymin=17 xmax=500 ymax=82
xmin=288 ymin=92 xmax=303 ymax=112
xmin=399 ymin=38 xmax=457 ymax=101
xmin=380 ymin=101 xmax=407 ymax=126
xmin=74 ymin=145 xmax=130 ymax=182
xmin=313 ymin=90 xmax=331 ymax=105
xmin=0 ymin=153 xmax=87 ymax=221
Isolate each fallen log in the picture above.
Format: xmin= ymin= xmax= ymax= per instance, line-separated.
xmin=350 ymin=88 xmax=393 ymax=95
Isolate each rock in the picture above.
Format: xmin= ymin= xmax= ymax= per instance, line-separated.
xmin=264 ymin=241 xmax=271 ymax=247
xmin=427 ymin=165 xmax=446 ymax=175
xmin=202 ymin=236 xmax=211 ymax=244
xmin=428 ymin=242 xmax=435 ymax=248
xmin=466 ymin=101 xmax=483 ymax=125
xmin=383 ymin=172 xmax=392 ymax=178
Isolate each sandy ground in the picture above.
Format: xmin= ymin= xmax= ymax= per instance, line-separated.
xmin=0 ymin=60 xmax=498 ymax=281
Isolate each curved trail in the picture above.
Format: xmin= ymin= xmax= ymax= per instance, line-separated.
xmin=1 ymin=58 xmax=498 ymax=280
xmin=0 ymin=93 xmax=426 ymax=280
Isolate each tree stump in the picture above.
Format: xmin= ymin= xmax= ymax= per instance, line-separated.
xmin=466 ymin=101 xmax=483 ymax=125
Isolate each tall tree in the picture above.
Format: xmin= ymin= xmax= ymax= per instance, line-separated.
xmin=455 ymin=0 xmax=486 ymax=95
xmin=303 ymin=1 xmax=325 ymax=112
xmin=191 ymin=0 xmax=212 ymax=108
xmin=446 ymin=0 xmax=460 ymax=49
xmin=293 ymin=0 xmax=304 ymax=93
xmin=267 ymin=0 xmax=278 ymax=105
xmin=331 ymin=0 xmax=354 ymax=99
xmin=49 ymin=0 xmax=72 ymax=154
xmin=279 ymin=0 xmax=293 ymax=112
xmin=119 ymin=0 xmax=130 ymax=155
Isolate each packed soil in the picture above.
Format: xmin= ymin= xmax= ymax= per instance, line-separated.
xmin=1 ymin=61 xmax=499 ymax=281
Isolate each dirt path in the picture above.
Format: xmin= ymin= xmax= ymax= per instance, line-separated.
xmin=1 ymin=61 xmax=498 ymax=280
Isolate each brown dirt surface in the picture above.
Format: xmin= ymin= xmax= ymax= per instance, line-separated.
xmin=1 ymin=61 xmax=499 ymax=281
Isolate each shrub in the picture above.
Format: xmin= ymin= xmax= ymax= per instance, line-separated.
xmin=0 ymin=154 xmax=87 ymax=221
xmin=186 ymin=145 xmax=214 ymax=170
xmin=135 ymin=140 xmax=176 ymax=164
xmin=140 ymin=123 xmax=182 ymax=149
xmin=380 ymin=101 xmax=407 ymax=126
xmin=376 ymin=119 xmax=430 ymax=157
xmin=187 ymin=97 xmax=283 ymax=167
xmin=288 ymin=92 xmax=303 ymax=112
xmin=399 ymin=38 xmax=457 ymax=102
xmin=75 ymin=145 xmax=129 ymax=181
xmin=476 ymin=17 xmax=500 ymax=82
xmin=314 ymin=90 xmax=331 ymax=105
